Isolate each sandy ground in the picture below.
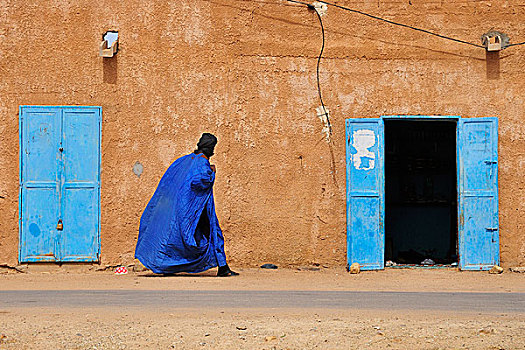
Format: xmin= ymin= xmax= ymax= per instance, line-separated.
xmin=0 ymin=267 xmax=524 ymax=293
xmin=0 ymin=308 xmax=523 ymax=350
xmin=0 ymin=268 xmax=524 ymax=349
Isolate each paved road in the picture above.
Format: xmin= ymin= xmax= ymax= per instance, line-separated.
xmin=0 ymin=290 xmax=523 ymax=313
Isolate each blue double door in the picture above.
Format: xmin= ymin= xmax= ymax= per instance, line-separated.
xmin=346 ymin=117 xmax=499 ymax=270
xmin=20 ymin=106 xmax=101 ymax=262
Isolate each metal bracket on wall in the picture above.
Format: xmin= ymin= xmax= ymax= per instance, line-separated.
xmin=100 ymin=31 xmax=119 ymax=57
xmin=481 ymin=30 xmax=510 ymax=51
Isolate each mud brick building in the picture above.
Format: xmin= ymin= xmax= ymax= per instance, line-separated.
xmin=0 ymin=1 xmax=524 ymax=269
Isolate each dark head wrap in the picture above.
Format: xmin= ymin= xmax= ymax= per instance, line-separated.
xmin=194 ymin=133 xmax=217 ymax=158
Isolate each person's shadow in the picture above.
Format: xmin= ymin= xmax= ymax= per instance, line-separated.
xmin=139 ymin=271 xmax=219 ymax=278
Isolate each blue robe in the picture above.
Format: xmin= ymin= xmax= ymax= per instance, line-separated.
xmin=135 ymin=153 xmax=227 ymax=274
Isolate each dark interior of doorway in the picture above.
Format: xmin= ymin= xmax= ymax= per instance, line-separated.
xmin=384 ymin=120 xmax=458 ymax=265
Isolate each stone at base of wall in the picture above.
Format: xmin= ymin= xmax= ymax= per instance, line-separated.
xmin=489 ymin=265 xmax=504 ymax=274
xmin=509 ymin=267 xmax=525 ymax=273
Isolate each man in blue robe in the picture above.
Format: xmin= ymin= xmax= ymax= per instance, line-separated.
xmin=135 ymin=133 xmax=238 ymax=277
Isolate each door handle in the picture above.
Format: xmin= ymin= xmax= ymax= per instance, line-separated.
xmin=56 ymin=219 xmax=63 ymax=231
xmin=485 ymin=227 xmax=498 ymax=231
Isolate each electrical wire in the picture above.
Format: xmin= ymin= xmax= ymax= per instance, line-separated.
xmin=508 ymin=41 xmax=525 ymax=47
xmin=286 ymin=0 xmax=312 ymax=6
xmin=288 ymin=0 xmax=332 ymax=135
xmin=223 ymin=0 xmax=525 ymax=49
xmin=319 ymin=0 xmax=486 ymax=48
xmin=311 ymin=4 xmax=332 ymax=135
xmin=288 ymin=0 xmax=485 ymax=48
xmin=288 ymin=0 xmax=525 ymax=49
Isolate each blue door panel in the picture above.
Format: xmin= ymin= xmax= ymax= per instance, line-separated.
xmin=23 ymin=109 xmax=60 ymax=183
xmin=20 ymin=108 xmax=61 ymax=262
xmin=61 ymin=188 xmax=99 ymax=261
xmin=20 ymin=188 xmax=59 ymax=261
xmin=20 ymin=106 xmax=101 ymax=263
xmin=348 ymin=197 xmax=381 ymax=266
xmin=463 ymin=121 xmax=494 ymax=192
xmin=61 ymin=109 xmax=100 ymax=262
xmin=346 ymin=118 xmax=384 ymax=270
xmin=63 ymin=110 xmax=100 ymax=182
xmin=458 ymin=118 xmax=499 ymax=270
xmin=461 ymin=197 xmax=497 ymax=268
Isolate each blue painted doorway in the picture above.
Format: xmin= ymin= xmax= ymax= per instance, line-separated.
xmin=345 ymin=118 xmax=384 ymax=270
xmin=346 ymin=116 xmax=499 ymax=271
xmin=19 ymin=106 xmax=101 ymax=262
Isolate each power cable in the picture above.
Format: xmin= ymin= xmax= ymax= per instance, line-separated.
xmin=288 ymin=0 xmax=332 ymax=135
xmin=318 ymin=0 xmax=486 ymax=48
xmin=286 ymin=0 xmax=312 ymax=6
xmin=287 ymin=0 xmax=486 ymax=48
xmin=309 ymin=4 xmax=332 ymax=135
xmin=507 ymin=41 xmax=525 ymax=47
xmin=225 ymin=0 xmax=525 ymax=48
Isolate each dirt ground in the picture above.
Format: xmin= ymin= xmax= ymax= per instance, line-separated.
xmin=0 ymin=308 xmax=523 ymax=350
xmin=1 ymin=267 xmax=524 ymax=293
xmin=0 ymin=268 xmax=524 ymax=349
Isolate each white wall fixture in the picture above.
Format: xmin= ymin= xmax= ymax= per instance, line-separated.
xmin=311 ymin=1 xmax=328 ymax=16
xmin=316 ymin=105 xmax=331 ymax=141
xmin=481 ymin=30 xmax=509 ymax=51
xmin=99 ymin=31 xmax=119 ymax=57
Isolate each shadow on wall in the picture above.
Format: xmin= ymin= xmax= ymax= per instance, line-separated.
xmin=103 ymin=56 xmax=118 ymax=84
xmin=486 ymin=51 xmax=500 ymax=80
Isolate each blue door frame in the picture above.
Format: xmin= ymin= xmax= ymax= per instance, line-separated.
xmin=19 ymin=106 xmax=102 ymax=262
xmin=346 ymin=116 xmax=499 ymax=270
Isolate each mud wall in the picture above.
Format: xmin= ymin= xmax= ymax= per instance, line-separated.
xmin=1 ymin=0 xmax=524 ymax=267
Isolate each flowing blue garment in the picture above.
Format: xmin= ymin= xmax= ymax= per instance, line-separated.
xmin=135 ymin=153 xmax=227 ymax=274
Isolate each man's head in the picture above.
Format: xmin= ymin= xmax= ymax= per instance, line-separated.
xmin=196 ymin=133 xmax=217 ymax=158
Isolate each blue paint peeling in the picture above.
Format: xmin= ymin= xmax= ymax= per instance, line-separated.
xmin=345 ymin=118 xmax=384 ymax=270
xmin=19 ymin=106 xmax=101 ymax=263
xmin=458 ymin=117 xmax=499 ymax=270
xmin=346 ymin=116 xmax=499 ymax=271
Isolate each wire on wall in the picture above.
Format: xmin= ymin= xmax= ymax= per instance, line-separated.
xmin=314 ymin=0 xmax=485 ymax=48
xmin=508 ymin=41 xmax=525 ymax=47
xmin=288 ymin=0 xmax=332 ymax=136
xmin=309 ymin=4 xmax=332 ymax=136
xmin=287 ymin=0 xmax=525 ymax=49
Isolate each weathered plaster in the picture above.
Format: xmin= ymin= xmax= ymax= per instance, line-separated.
xmin=0 ymin=0 xmax=524 ymax=267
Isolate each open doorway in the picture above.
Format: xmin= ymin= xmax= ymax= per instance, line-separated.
xmin=384 ymin=120 xmax=458 ymax=265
